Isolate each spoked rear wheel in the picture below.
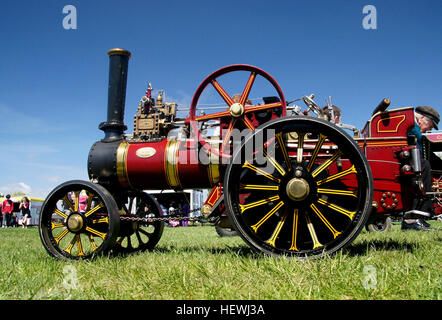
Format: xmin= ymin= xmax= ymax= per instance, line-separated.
xmin=39 ymin=180 xmax=120 ymax=260
xmin=224 ymin=117 xmax=373 ymax=259
xmin=114 ymin=191 xmax=164 ymax=254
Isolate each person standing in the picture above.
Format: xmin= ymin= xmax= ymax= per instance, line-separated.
xmin=2 ymin=195 xmax=14 ymax=228
xmin=19 ymin=197 xmax=31 ymax=228
xmin=182 ymin=203 xmax=190 ymax=227
xmin=168 ymin=203 xmax=179 ymax=227
xmin=0 ymin=200 xmax=3 ymax=228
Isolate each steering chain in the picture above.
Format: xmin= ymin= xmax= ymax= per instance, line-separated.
xmin=119 ymin=206 xmax=205 ymax=223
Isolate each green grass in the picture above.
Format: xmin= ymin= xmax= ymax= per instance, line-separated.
xmin=0 ymin=221 xmax=440 ymax=300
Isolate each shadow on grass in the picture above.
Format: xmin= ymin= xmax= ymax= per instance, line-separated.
xmin=343 ymin=239 xmax=419 ymax=257
xmin=160 ymin=245 xmax=259 ymax=257
xmin=110 ymin=239 xmax=423 ymax=260
xmin=110 ymin=243 xmax=260 ymax=259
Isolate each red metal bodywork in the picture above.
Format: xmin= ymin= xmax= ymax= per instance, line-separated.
xmin=360 ymin=107 xmax=417 ymax=215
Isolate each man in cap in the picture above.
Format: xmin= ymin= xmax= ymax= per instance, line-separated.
xmin=402 ymin=106 xmax=440 ymax=231
xmin=417 ymin=106 xmax=439 ymax=129
xmin=411 ymin=106 xmax=439 ymax=152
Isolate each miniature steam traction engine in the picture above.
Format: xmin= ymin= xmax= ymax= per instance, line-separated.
xmin=39 ymin=49 xmax=440 ymax=260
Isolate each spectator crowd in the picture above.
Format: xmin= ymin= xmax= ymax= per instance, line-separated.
xmin=0 ymin=194 xmax=32 ymax=228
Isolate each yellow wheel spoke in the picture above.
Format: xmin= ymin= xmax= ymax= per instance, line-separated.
xmin=74 ymin=191 xmax=80 ymax=212
xmin=54 ymin=208 xmax=68 ymax=219
xmin=88 ymin=234 xmax=98 ymax=251
xmin=243 ymin=161 xmax=281 ymax=183
xmin=85 ymin=226 xmax=107 ymax=240
xmin=63 ymin=234 xmax=84 ymax=256
xmin=266 ymin=211 xmax=288 ymax=247
xmin=251 ymin=201 xmax=285 ymax=232
xmin=76 ymin=235 xmax=85 ymax=256
xmin=91 ymin=217 xmax=109 ymax=224
xmin=240 ymin=184 xmax=279 ymax=191
xmin=317 ymin=198 xmax=356 ymax=220
xmin=54 ymin=228 xmax=69 ymax=244
xmin=305 ymin=212 xmax=323 ymax=249
xmin=64 ymin=235 xmax=77 ymax=254
xmin=310 ymin=204 xmax=341 ymax=239
xmin=297 ymin=132 xmax=305 ymax=163
xmin=239 ymin=195 xmax=280 ymax=213
xmin=263 ymin=150 xmax=286 ymax=176
xmin=84 ymin=202 xmax=105 ymax=217
xmin=306 ymin=134 xmax=327 ymax=172
xmin=317 ymin=188 xmax=357 ymax=198
xmin=61 ymin=195 xmax=75 ymax=212
xmin=311 ymin=150 xmax=344 ymax=178
xmin=289 ymin=209 xmax=299 ymax=251
xmin=85 ymin=191 xmax=94 ymax=212
xmin=276 ymin=132 xmax=292 ymax=171
xmin=51 ymin=222 xmax=65 ymax=230
xmin=316 ymin=165 xmax=357 ymax=186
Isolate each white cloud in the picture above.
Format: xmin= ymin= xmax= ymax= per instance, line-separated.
xmin=0 ymin=182 xmax=32 ymax=195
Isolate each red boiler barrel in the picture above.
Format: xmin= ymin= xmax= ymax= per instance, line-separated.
xmin=116 ymin=138 xmax=220 ymax=190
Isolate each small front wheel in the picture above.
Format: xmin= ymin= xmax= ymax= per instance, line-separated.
xmin=39 ymin=180 xmax=120 ymax=260
xmin=113 ymin=191 xmax=164 ymax=254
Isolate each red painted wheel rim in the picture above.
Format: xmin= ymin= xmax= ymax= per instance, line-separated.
xmin=189 ymin=64 xmax=286 ymax=158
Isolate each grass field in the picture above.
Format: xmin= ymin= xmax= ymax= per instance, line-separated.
xmin=0 ymin=221 xmax=440 ymax=300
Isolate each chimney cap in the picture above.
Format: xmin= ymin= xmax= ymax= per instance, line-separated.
xmin=107 ymin=48 xmax=131 ymax=58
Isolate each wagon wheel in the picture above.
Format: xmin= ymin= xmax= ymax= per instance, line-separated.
xmin=39 ymin=180 xmax=120 ymax=260
xmin=224 ymin=117 xmax=373 ymax=259
xmin=189 ymin=64 xmax=286 ymax=159
xmin=113 ymin=191 xmax=164 ymax=254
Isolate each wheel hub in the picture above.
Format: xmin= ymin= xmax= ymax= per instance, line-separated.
xmin=67 ymin=213 xmax=84 ymax=232
xmin=286 ymin=178 xmax=310 ymax=201
xmin=230 ymin=103 xmax=244 ymax=117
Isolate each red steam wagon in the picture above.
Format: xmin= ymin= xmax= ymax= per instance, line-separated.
xmin=38 ymin=49 xmax=441 ymax=260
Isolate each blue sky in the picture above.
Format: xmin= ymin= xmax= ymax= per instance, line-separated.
xmin=0 ymin=0 xmax=441 ymax=198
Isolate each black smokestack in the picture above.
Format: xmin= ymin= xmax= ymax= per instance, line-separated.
xmin=99 ymin=48 xmax=131 ymax=142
